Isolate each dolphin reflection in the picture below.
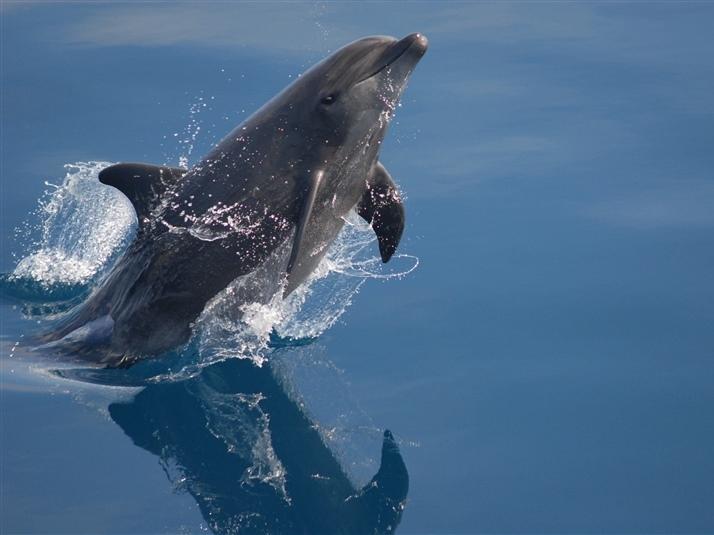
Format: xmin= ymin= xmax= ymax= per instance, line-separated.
xmin=108 ymin=357 xmax=409 ymax=534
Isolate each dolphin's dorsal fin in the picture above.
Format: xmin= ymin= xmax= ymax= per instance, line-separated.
xmin=99 ymin=163 xmax=186 ymax=224
xmin=285 ymin=169 xmax=324 ymax=296
xmin=357 ymin=162 xmax=405 ymax=262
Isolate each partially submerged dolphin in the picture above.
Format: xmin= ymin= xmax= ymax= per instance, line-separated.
xmin=42 ymin=33 xmax=428 ymax=365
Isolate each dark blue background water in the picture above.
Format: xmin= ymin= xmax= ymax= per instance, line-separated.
xmin=2 ymin=2 xmax=714 ymax=533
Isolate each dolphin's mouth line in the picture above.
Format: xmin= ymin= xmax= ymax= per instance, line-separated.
xmin=356 ymin=53 xmax=405 ymax=84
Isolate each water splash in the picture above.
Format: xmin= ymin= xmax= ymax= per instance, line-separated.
xmin=164 ymin=94 xmax=212 ymax=170
xmin=11 ymin=161 xmax=136 ymax=287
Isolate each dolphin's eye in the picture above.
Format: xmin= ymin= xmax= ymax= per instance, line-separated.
xmin=320 ymin=94 xmax=337 ymax=106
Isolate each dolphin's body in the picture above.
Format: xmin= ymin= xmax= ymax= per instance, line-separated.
xmin=42 ymin=33 xmax=428 ymax=365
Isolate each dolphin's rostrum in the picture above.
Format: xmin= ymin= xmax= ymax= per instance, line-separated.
xmin=42 ymin=33 xmax=428 ymax=365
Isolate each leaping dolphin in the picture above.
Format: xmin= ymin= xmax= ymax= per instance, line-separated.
xmin=41 ymin=33 xmax=428 ymax=365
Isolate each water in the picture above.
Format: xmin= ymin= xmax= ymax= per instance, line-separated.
xmin=3 ymin=3 xmax=714 ymax=534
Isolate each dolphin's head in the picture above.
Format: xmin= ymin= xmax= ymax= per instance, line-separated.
xmin=275 ymin=33 xmax=428 ymax=159
xmin=310 ymin=33 xmax=427 ymax=145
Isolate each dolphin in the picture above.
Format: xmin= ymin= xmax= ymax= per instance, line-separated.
xmin=41 ymin=33 xmax=428 ymax=365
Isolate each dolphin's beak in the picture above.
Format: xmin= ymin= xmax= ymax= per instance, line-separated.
xmin=380 ymin=32 xmax=428 ymax=71
xmin=356 ymin=33 xmax=428 ymax=85
xmin=398 ymin=32 xmax=429 ymax=59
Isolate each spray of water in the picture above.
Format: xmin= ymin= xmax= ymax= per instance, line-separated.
xmin=11 ymin=161 xmax=136 ymax=287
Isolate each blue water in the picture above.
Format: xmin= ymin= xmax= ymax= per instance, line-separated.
xmin=3 ymin=3 xmax=714 ymax=534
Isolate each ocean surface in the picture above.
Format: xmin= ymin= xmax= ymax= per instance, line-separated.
xmin=2 ymin=3 xmax=714 ymax=534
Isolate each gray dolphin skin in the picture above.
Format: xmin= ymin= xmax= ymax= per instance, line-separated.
xmin=42 ymin=33 xmax=428 ymax=365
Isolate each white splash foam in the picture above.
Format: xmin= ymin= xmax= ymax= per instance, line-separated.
xmin=12 ymin=161 xmax=136 ymax=286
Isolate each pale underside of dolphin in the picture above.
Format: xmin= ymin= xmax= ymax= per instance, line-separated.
xmin=39 ymin=33 xmax=428 ymax=366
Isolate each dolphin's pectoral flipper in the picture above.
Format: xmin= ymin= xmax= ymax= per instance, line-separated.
xmin=285 ymin=170 xmax=324 ymax=295
xmin=99 ymin=163 xmax=187 ymax=224
xmin=357 ymin=162 xmax=405 ymax=262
